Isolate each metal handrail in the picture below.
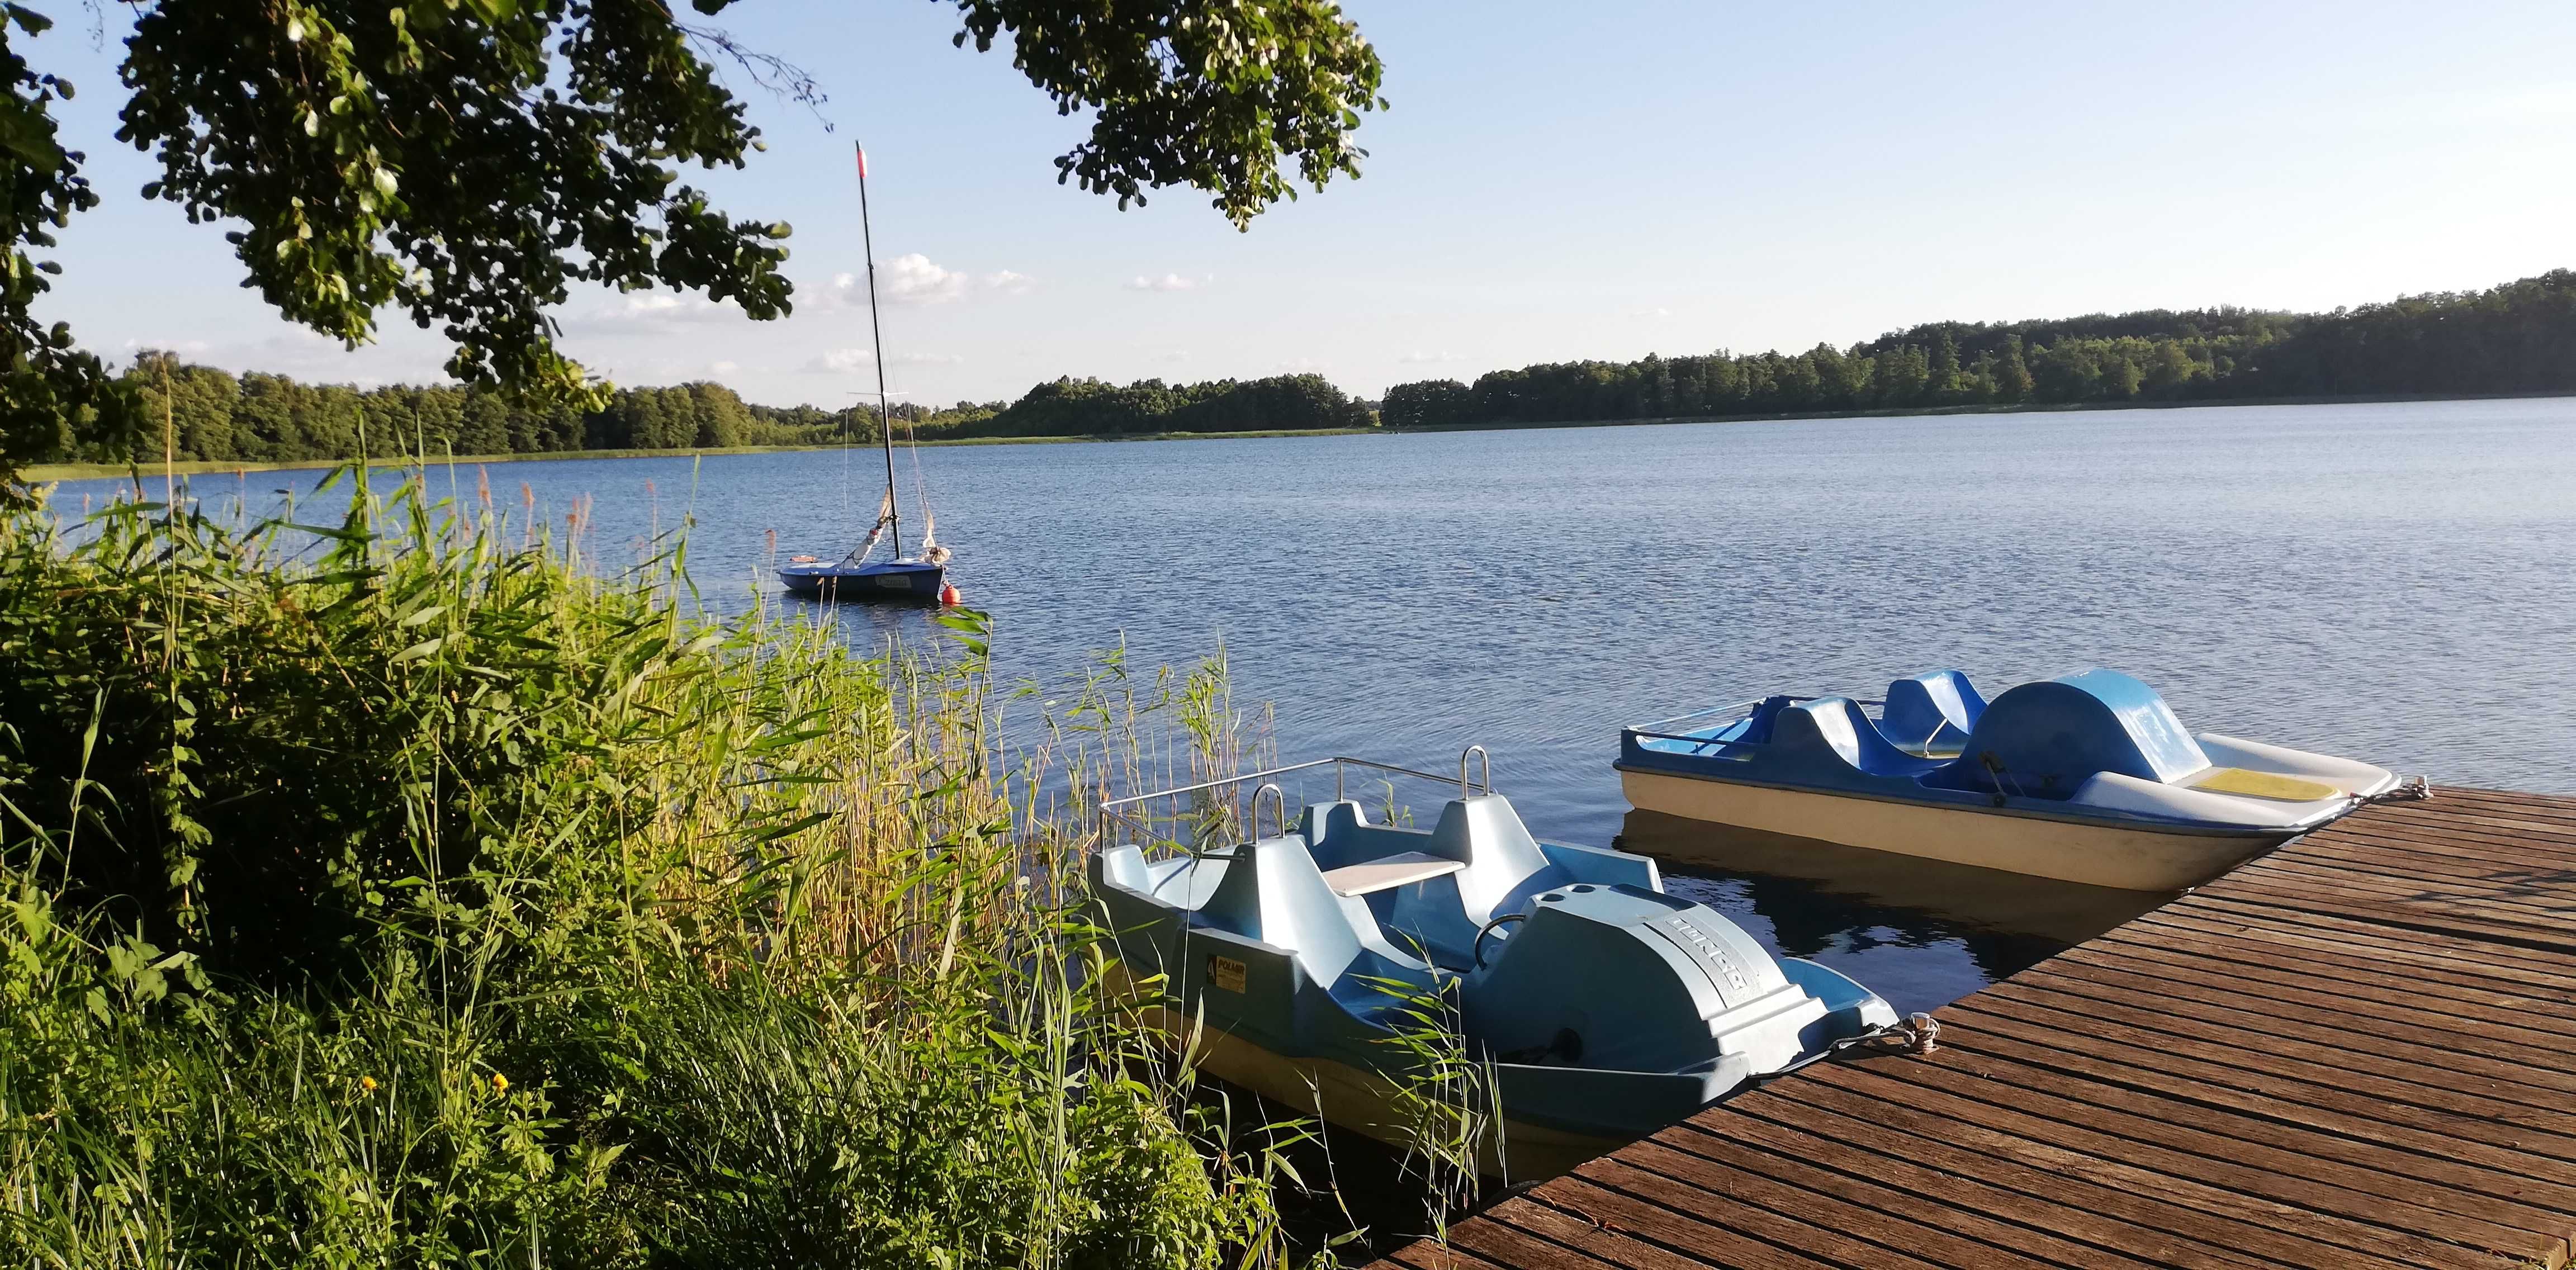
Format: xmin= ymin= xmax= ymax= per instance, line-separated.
xmin=1625 ymin=694 xmax=1887 ymax=737
xmin=1460 ymin=745 xmax=1490 ymax=797
xmin=1095 ymin=753 xmax=1502 ymax=850
xmin=1251 ymin=783 xmax=1287 ymax=841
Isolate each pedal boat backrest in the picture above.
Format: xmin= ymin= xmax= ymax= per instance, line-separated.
xmin=1424 ymin=794 xmax=1568 ymax=925
xmin=1193 ymin=831 xmax=1368 ymax=988
xmin=1957 ymin=667 xmax=2211 ymax=798
xmin=1770 ymin=698 xmax=1945 ymax=780
xmin=1879 ymin=671 xmax=1986 ymax=754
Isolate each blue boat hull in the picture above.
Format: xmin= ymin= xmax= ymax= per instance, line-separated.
xmin=1090 ymin=790 xmax=1898 ymax=1176
xmin=776 ymin=560 xmax=945 ymax=602
xmin=1620 ymin=669 xmax=2399 ymax=890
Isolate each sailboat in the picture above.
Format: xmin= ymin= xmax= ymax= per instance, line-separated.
xmin=778 ymin=143 xmax=956 ymax=605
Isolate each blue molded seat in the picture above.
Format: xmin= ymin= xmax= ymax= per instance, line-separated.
xmin=1772 ymin=698 xmax=1945 ymax=779
xmin=1880 ymin=671 xmax=1986 ymax=753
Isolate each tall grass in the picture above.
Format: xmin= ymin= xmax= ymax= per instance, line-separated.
xmin=0 ymin=472 xmax=1328 ymax=1267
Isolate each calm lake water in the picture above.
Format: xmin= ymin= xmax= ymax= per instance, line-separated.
xmin=52 ymin=397 xmax=2576 ymax=1014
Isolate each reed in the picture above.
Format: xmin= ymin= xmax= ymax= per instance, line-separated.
xmin=0 ymin=472 xmax=1342 ymax=1267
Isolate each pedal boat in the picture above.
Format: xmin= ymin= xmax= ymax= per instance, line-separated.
xmin=1088 ymin=754 xmax=1898 ymax=1178
xmin=1618 ymin=669 xmax=2402 ymax=892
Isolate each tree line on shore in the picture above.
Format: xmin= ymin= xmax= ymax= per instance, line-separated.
xmin=65 ymin=269 xmax=2574 ymax=468
xmin=1382 ymin=269 xmax=2576 ymax=429
xmin=86 ymin=357 xmax=1377 ymax=466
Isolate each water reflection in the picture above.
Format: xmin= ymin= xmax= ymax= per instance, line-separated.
xmin=1619 ymin=810 xmax=2169 ymax=1015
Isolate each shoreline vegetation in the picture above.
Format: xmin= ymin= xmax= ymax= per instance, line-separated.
xmin=25 ymin=269 xmax=2570 ymax=487
xmin=0 ymin=473 xmax=1434 ymax=1264
xmin=1382 ymin=268 xmax=2576 ymax=430
xmin=22 ymin=427 xmax=1386 ymax=483
xmin=25 ymin=388 xmax=2571 ymax=486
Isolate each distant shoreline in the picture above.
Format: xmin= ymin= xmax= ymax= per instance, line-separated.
xmin=25 ymin=390 xmax=2570 ymax=483
xmin=1388 ymin=387 xmax=2576 ymax=434
xmin=22 ymin=427 xmax=1384 ymax=483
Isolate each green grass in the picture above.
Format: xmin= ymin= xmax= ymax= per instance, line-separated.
xmin=21 ymin=428 xmax=1386 ymax=482
xmin=0 ymin=472 xmax=1350 ymax=1267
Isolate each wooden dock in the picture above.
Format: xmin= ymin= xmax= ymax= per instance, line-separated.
xmin=1372 ymin=787 xmax=2576 ymax=1270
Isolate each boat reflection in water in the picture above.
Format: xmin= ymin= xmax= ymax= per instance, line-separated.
xmin=1616 ymin=809 xmax=2172 ymax=1016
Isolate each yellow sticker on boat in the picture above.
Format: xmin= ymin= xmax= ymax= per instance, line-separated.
xmin=2193 ymin=767 xmax=2340 ymax=802
xmin=1209 ymin=955 xmax=1247 ymax=993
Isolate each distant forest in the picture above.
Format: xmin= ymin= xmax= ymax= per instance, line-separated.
xmin=1384 ymin=269 xmax=2576 ymax=429
xmin=60 ymin=269 xmax=2576 ymax=467
xmin=80 ymin=361 xmax=1375 ymax=466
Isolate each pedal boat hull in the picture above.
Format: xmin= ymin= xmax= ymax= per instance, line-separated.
xmin=1620 ymin=670 xmax=2398 ymax=892
xmin=1617 ymin=766 xmax=2282 ymax=892
xmin=1090 ymin=781 xmax=1898 ymax=1179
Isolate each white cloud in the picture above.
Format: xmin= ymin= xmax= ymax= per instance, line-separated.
xmin=1627 ymin=306 xmax=1675 ymax=319
xmin=708 ymin=360 xmax=740 ymax=374
xmin=1275 ymin=357 xmax=1330 ymax=372
xmin=803 ymin=348 xmax=967 ymax=374
xmin=1398 ymin=350 xmax=1472 ymax=364
xmin=573 ymin=291 xmax=749 ymax=331
xmin=1125 ymin=273 xmax=1206 ymax=292
xmin=811 ymin=257 xmax=1031 ymax=309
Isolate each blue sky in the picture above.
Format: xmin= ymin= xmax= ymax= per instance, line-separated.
xmin=27 ymin=1 xmax=2576 ymax=406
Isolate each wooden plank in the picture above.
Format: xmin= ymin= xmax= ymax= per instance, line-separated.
xmin=1674 ymin=1108 xmax=2252 ymax=1269
xmin=1841 ymin=1037 xmax=2576 ymax=1244
xmin=2136 ymin=906 xmax=2576 ymax=998
xmin=1611 ymin=1138 xmax=2077 ymax=1270
xmin=1646 ymin=1123 xmax=2167 ymax=1269
xmin=1499 ymin=1193 xmax=1835 ymax=1270
xmin=2320 ymin=806 xmax=2576 ymax=851
xmin=1386 ymin=1239 xmax=1516 ymax=1270
xmin=1556 ymin=1165 xmax=1924 ymax=1270
xmin=2284 ymin=843 xmax=2576 ymax=896
xmin=2289 ymin=831 xmax=2576 ymax=876
xmin=1942 ymin=999 xmax=2576 ymax=1187
xmin=2300 ymin=816 xmax=2576 ymax=861
xmin=2196 ymin=869 xmax=2576 ymax=946
xmin=2225 ymin=857 xmax=2576 ymax=925
xmin=1716 ymin=1088 xmax=2296 ymax=1270
xmin=2080 ymin=926 xmax=2576 ymax=1040
xmin=2012 ymin=956 xmax=2576 ymax=1091
xmin=2289 ymin=836 xmax=2576 ymax=884
xmin=2183 ymin=890 xmax=2576 ymax=969
xmin=1796 ymin=1065 xmax=2497 ymax=1269
xmin=1367 ymin=793 xmax=2576 ymax=1270
xmin=1441 ymin=1212 xmax=1630 ymax=1270
xmin=2241 ymin=847 xmax=2576 ymax=906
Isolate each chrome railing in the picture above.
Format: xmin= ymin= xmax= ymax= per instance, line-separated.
xmin=1097 ymin=750 xmax=1499 ymax=851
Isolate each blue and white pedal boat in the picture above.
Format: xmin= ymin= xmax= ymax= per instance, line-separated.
xmin=1620 ymin=669 xmax=2404 ymax=892
xmin=1090 ymin=752 xmax=1902 ymax=1178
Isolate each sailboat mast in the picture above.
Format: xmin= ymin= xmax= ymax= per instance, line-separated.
xmin=856 ymin=142 xmax=902 ymax=559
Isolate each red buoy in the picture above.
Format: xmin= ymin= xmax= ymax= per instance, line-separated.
xmin=939 ymin=582 xmax=963 ymax=606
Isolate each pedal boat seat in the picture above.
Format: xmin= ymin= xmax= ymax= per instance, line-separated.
xmin=1879 ymin=670 xmax=1986 ymax=756
xmin=1773 ymin=697 xmax=1947 ymax=780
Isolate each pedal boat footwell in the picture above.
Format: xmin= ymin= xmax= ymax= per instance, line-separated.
xmin=1618 ymin=668 xmax=2399 ymax=892
xmin=1088 ymin=783 xmax=1896 ymax=1178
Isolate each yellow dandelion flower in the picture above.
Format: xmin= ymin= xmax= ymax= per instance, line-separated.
xmin=491 ymin=1073 xmax=509 ymax=1094
xmin=360 ymin=1077 xmax=378 ymax=1093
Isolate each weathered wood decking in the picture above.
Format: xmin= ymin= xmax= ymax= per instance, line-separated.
xmin=1374 ymin=787 xmax=2576 ymax=1270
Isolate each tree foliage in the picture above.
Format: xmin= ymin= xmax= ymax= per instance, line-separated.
xmin=50 ymin=358 xmax=1374 ymax=466
xmin=1 ymin=0 xmax=1384 ymax=494
xmin=1381 ymin=270 xmax=2576 ymax=428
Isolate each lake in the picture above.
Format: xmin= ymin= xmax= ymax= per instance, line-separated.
xmin=51 ymin=396 xmax=2576 ymax=1014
